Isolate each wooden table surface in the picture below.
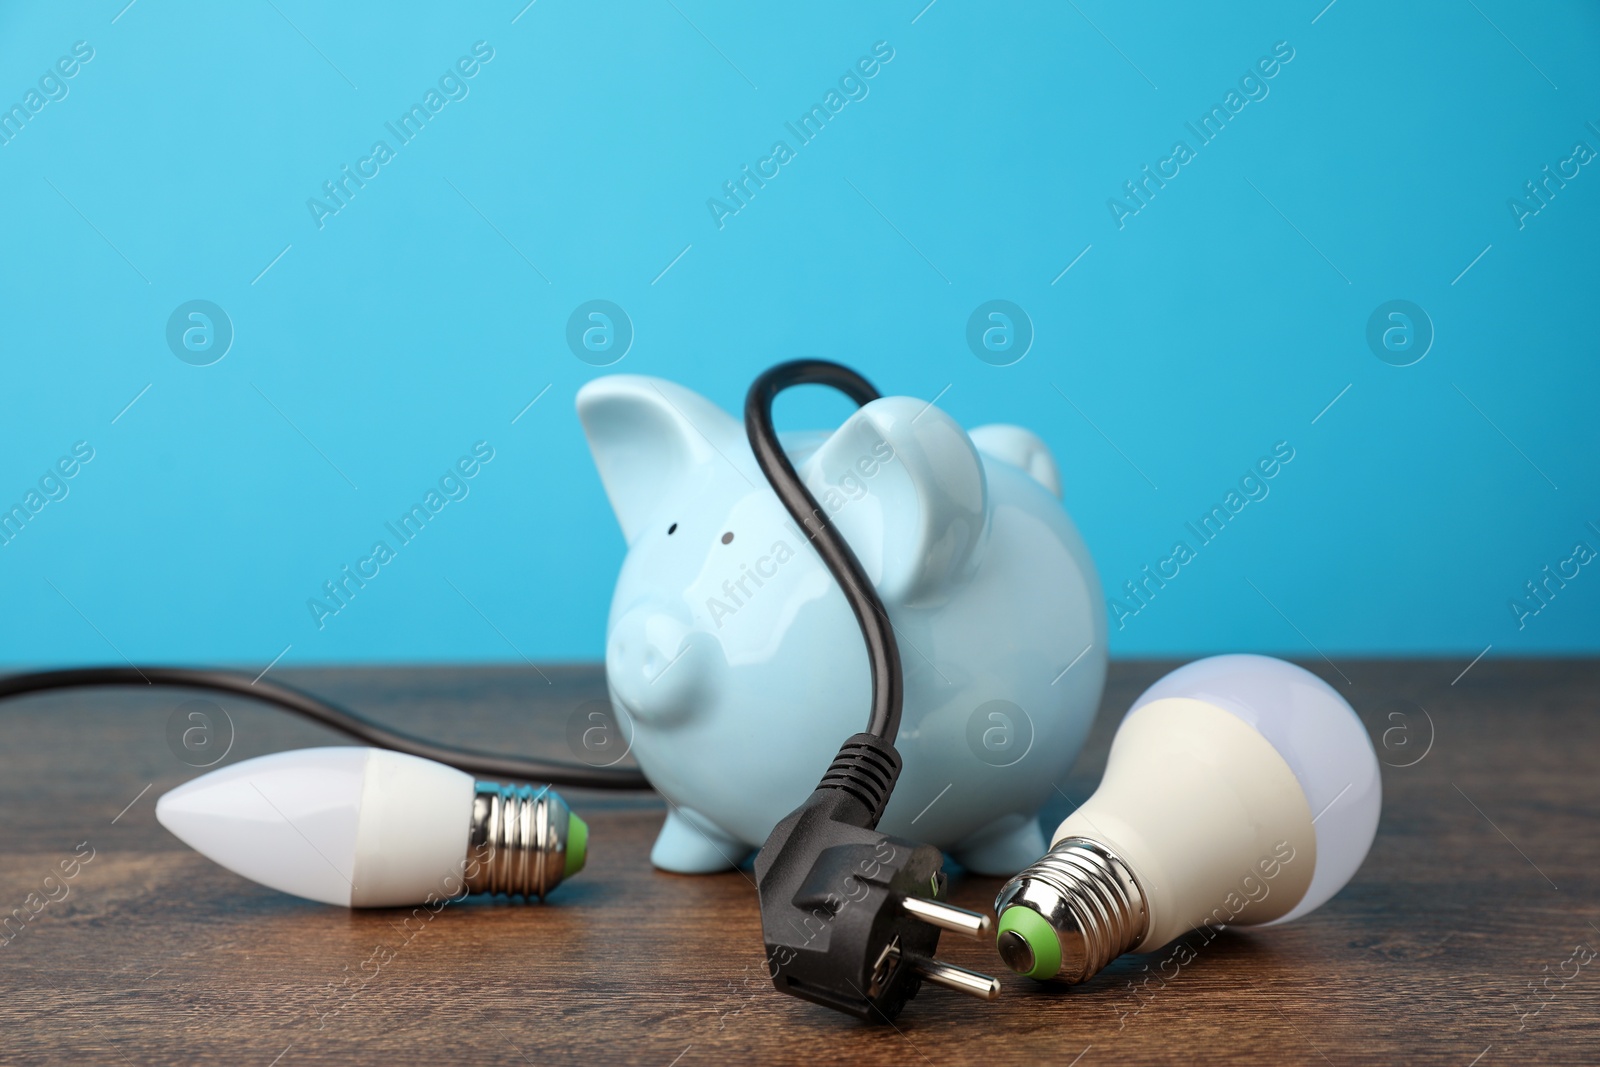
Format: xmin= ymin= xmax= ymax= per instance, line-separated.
xmin=1 ymin=659 xmax=1596 ymax=1065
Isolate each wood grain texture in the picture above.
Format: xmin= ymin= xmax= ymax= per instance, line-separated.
xmin=1 ymin=659 xmax=1596 ymax=1066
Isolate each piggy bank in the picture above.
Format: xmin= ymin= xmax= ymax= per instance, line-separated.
xmin=577 ymin=375 xmax=1106 ymax=876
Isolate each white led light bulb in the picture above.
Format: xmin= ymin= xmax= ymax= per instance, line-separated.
xmin=994 ymin=655 xmax=1381 ymax=983
xmin=156 ymin=747 xmax=587 ymax=907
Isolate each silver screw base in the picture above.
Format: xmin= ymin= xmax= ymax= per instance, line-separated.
xmin=465 ymin=783 xmax=574 ymax=900
xmin=994 ymin=837 xmax=1148 ymax=983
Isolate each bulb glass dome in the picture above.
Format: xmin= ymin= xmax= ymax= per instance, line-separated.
xmin=1128 ymin=654 xmax=1380 ymax=923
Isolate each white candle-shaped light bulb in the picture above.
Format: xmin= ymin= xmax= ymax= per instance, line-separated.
xmin=994 ymin=655 xmax=1380 ymax=983
xmin=156 ymin=747 xmax=588 ymax=907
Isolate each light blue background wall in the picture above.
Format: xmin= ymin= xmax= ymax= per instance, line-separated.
xmin=1 ymin=0 xmax=1596 ymax=668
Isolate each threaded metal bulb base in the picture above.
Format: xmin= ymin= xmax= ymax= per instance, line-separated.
xmin=994 ymin=837 xmax=1148 ymax=984
xmin=465 ymin=782 xmax=579 ymax=900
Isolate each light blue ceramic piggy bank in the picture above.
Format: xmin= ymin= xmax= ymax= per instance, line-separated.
xmin=577 ymin=375 xmax=1107 ymax=876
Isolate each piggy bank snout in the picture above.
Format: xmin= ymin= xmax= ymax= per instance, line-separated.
xmin=606 ymin=604 xmax=716 ymax=724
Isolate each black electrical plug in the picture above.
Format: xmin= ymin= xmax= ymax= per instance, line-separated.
xmin=745 ymin=362 xmax=1000 ymax=1022
xmin=754 ymin=733 xmax=1000 ymax=1022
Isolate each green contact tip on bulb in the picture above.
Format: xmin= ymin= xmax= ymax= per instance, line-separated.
xmin=997 ymin=906 xmax=1061 ymax=981
xmin=564 ymin=812 xmax=588 ymax=879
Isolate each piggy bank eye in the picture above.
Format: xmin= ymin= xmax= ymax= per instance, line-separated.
xmin=667 ymin=523 xmax=678 ymax=535
xmin=721 ymin=531 xmax=734 ymax=545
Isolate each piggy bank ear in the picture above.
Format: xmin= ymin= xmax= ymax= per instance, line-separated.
xmin=969 ymin=424 xmax=1062 ymax=498
xmin=799 ymin=397 xmax=987 ymax=606
xmin=577 ymin=376 xmax=741 ymax=545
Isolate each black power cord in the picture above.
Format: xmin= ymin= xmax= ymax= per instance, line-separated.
xmin=744 ymin=359 xmax=902 ymax=742
xmin=745 ymin=360 xmax=999 ymax=1023
xmin=0 ymin=666 xmax=649 ymax=790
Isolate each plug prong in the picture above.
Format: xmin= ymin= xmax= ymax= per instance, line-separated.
xmin=906 ymin=955 xmax=1001 ymax=1000
xmin=901 ymin=895 xmax=991 ymax=938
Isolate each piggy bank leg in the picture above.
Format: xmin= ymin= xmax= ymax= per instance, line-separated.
xmin=951 ymin=813 xmax=1048 ymax=877
xmin=651 ymin=808 xmax=752 ymax=873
